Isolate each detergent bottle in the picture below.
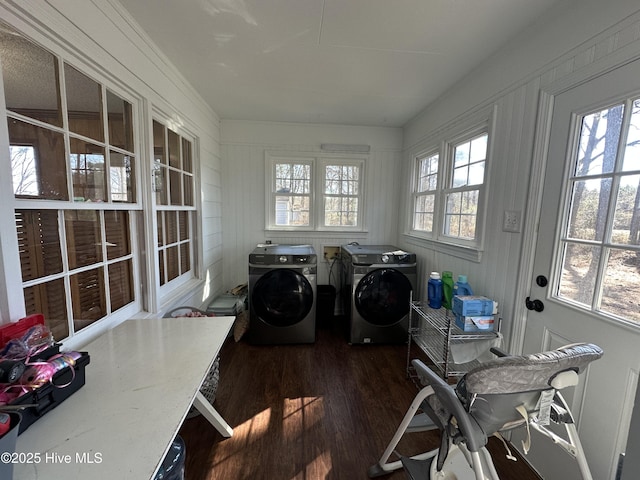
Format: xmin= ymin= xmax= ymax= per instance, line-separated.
xmin=441 ymin=271 xmax=454 ymax=309
xmin=454 ymin=275 xmax=474 ymax=296
xmin=427 ymin=272 xmax=443 ymax=309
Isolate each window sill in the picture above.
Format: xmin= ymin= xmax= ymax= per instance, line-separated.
xmin=403 ymin=233 xmax=483 ymax=262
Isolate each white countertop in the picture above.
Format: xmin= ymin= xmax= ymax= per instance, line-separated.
xmin=13 ymin=316 xmax=234 ymax=480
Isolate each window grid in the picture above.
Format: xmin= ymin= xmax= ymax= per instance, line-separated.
xmin=412 ymin=153 xmax=438 ymax=232
xmin=1 ymin=26 xmax=140 ymax=341
xmin=555 ymin=98 xmax=640 ymax=324
xmin=324 ymin=164 xmax=360 ymax=227
xmin=153 ymin=120 xmax=196 ymax=287
xmin=267 ymin=155 xmax=365 ymax=231
xmin=273 ymin=161 xmax=312 ymax=227
xmin=410 ymin=130 xmax=489 ymax=247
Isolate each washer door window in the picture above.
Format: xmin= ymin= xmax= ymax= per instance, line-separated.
xmin=355 ymin=268 xmax=412 ymax=326
xmin=252 ymin=269 xmax=313 ymax=327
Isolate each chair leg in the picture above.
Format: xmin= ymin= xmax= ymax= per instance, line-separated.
xmin=368 ymin=385 xmax=438 ymax=477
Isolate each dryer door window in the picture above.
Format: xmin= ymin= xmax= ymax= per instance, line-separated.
xmin=252 ymin=269 xmax=313 ymax=327
xmin=355 ymin=268 xmax=412 ymax=326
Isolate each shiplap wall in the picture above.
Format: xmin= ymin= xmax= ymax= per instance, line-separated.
xmin=398 ymin=0 xmax=640 ymax=351
xmin=220 ymin=120 xmax=403 ymax=290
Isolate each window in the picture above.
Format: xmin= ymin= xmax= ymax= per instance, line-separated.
xmin=266 ymin=154 xmax=364 ymax=231
xmin=412 ymin=152 xmax=438 ymax=232
xmin=409 ymin=126 xmax=490 ymax=250
xmin=556 ymin=99 xmax=640 ymax=322
xmin=1 ymin=24 xmax=139 ymax=341
xmin=272 ymin=161 xmax=312 ymax=227
xmin=153 ymin=120 xmax=196 ymax=287
xmin=323 ymin=161 xmax=361 ymax=227
xmin=444 ymin=133 xmax=487 ymax=240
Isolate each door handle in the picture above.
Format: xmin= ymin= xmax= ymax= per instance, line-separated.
xmin=525 ymin=297 xmax=545 ymax=312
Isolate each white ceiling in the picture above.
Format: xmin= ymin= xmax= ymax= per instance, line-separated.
xmin=117 ymin=0 xmax=561 ymax=127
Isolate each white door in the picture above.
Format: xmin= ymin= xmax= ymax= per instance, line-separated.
xmin=522 ymin=59 xmax=640 ymax=480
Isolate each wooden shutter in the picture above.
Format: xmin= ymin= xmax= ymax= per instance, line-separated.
xmin=15 ymin=209 xmax=63 ymax=282
xmin=109 ymin=260 xmax=133 ymax=312
xmin=105 ymin=210 xmax=130 ymax=260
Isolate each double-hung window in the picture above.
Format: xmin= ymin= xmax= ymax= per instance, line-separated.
xmin=0 ymin=22 xmax=201 ymax=341
xmin=152 ymin=120 xmax=196 ymax=289
xmin=267 ymin=154 xmax=364 ymax=231
xmin=1 ymin=26 xmax=140 ymax=340
xmin=410 ymin=124 xmax=490 ymax=252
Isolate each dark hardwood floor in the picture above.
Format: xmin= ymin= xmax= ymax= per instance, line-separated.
xmin=179 ymin=317 xmax=541 ymax=480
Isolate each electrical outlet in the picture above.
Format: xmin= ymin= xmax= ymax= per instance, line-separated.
xmin=503 ymin=210 xmax=522 ymax=233
xmin=323 ymin=246 xmax=340 ymax=261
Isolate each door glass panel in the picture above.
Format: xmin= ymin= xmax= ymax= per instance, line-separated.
xmin=576 ymin=104 xmax=624 ymax=176
xmin=567 ymin=178 xmax=611 ymax=242
xmin=558 ymin=242 xmax=600 ymax=306
xmin=601 ymin=248 xmax=640 ymax=322
xmin=612 ymin=174 xmax=640 ymax=245
xmin=0 ymin=25 xmax=63 ymax=127
xmin=556 ymin=99 xmax=640 ymax=324
xmin=65 ymin=63 xmax=103 ymax=142
xmin=622 ymin=99 xmax=640 ymax=171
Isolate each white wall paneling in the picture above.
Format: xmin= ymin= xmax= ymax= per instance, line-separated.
xmin=399 ymin=0 xmax=640 ymax=355
xmin=221 ymin=120 xmax=403 ymax=289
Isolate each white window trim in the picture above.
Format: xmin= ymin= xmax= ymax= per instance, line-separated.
xmin=150 ymin=111 xmax=202 ymax=310
xmin=265 ymin=152 xmax=366 ymax=232
xmin=405 ymin=108 xmax=496 ymax=261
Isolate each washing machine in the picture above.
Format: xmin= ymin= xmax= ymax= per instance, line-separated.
xmin=341 ymin=244 xmax=416 ymax=344
xmin=248 ymin=244 xmax=317 ymax=344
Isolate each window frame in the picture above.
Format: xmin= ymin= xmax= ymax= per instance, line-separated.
xmin=0 ymin=21 xmax=204 ymax=343
xmin=151 ymin=116 xmax=200 ymax=298
xmin=406 ymin=113 xmax=494 ymax=259
xmin=265 ymin=152 xmax=366 ymax=232
xmin=0 ymin=28 xmax=145 ymax=341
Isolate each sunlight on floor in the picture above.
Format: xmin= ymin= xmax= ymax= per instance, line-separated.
xmin=236 ymin=406 xmax=272 ymax=444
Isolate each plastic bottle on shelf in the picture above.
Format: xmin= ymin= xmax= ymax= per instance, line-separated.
xmin=454 ymin=275 xmax=474 ymax=296
xmin=441 ymin=271 xmax=454 ymax=310
xmin=427 ymin=272 xmax=443 ymax=309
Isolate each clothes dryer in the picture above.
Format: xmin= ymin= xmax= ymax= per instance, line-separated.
xmin=341 ymin=244 xmax=416 ymax=344
xmin=248 ymin=244 xmax=317 ymax=344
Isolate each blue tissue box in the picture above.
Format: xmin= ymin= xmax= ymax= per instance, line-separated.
xmin=452 ymin=295 xmax=496 ymax=316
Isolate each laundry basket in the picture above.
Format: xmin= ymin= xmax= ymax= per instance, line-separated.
xmin=164 ymin=307 xmax=220 ymax=419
